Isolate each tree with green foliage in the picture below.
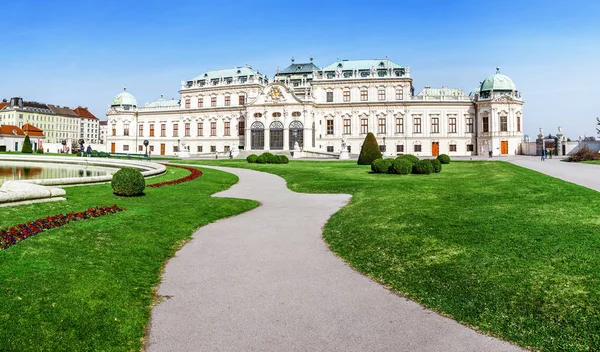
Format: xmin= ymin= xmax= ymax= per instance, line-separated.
xmin=357 ymin=132 xmax=382 ymax=165
xmin=21 ymin=135 xmax=33 ymax=153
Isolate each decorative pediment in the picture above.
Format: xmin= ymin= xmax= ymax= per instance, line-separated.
xmin=249 ymin=83 xmax=303 ymax=105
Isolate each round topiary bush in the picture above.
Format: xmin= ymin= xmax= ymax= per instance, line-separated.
xmin=371 ymin=158 xmax=393 ymax=173
xmin=437 ymin=154 xmax=451 ymax=164
xmin=413 ymin=160 xmax=434 ymax=175
xmin=390 ymin=158 xmax=413 ymax=174
xmin=112 ymin=167 xmax=145 ymax=196
xmin=358 ymin=132 xmax=383 ymax=165
xmin=278 ymin=155 xmax=289 ymax=164
xmin=430 ymin=158 xmax=442 ymax=173
xmin=246 ymin=154 xmax=258 ymax=163
xmin=261 ymin=152 xmax=278 ymax=164
xmin=396 ymin=154 xmax=419 ymax=166
xmin=256 ymin=154 xmax=267 ymax=164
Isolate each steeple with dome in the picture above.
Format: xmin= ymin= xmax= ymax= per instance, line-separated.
xmin=110 ymin=88 xmax=137 ymax=111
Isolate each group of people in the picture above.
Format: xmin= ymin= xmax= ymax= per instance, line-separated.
xmin=540 ymin=149 xmax=553 ymax=161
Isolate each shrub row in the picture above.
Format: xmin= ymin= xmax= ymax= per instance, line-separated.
xmin=0 ymin=205 xmax=125 ymax=250
xmin=147 ymin=165 xmax=203 ymax=188
xmin=247 ymin=152 xmax=289 ymax=164
xmin=371 ymin=154 xmax=449 ymax=175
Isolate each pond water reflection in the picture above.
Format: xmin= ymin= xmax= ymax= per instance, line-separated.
xmin=0 ymin=161 xmax=118 ymax=186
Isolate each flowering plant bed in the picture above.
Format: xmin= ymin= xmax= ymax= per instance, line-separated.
xmin=147 ymin=165 xmax=202 ymax=188
xmin=0 ymin=205 xmax=125 ymax=250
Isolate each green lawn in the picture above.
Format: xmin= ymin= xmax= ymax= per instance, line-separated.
xmin=582 ymin=160 xmax=600 ymax=165
xmin=0 ymin=166 xmax=258 ymax=351
xmin=184 ymin=159 xmax=600 ymax=352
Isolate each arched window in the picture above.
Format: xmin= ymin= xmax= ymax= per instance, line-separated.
xmin=269 ymin=121 xmax=284 ymax=150
xmin=289 ymin=121 xmax=304 ymax=150
xmin=251 ymin=121 xmax=265 ymax=150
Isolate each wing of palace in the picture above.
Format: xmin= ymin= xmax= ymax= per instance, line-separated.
xmin=106 ymin=58 xmax=523 ymax=157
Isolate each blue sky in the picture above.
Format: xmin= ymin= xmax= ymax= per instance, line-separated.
xmin=2 ymin=0 xmax=599 ymax=139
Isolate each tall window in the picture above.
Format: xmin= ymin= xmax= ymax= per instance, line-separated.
xmin=414 ymin=118 xmax=422 ymax=133
xmin=198 ymin=97 xmax=203 ymax=107
xmin=138 ymin=124 xmax=143 ymax=137
xmin=414 ymin=144 xmax=422 ymax=152
xmin=224 ymin=121 xmax=230 ymax=136
xmin=396 ymin=117 xmax=404 ymax=133
xmin=500 ymin=116 xmax=508 ymax=132
xmin=326 ymin=91 xmax=333 ymax=102
xmin=185 ymin=123 xmax=190 ymax=137
xmin=396 ymin=144 xmax=404 ymax=153
xmin=211 ymin=97 xmax=217 ymax=107
xmin=343 ymin=119 xmax=351 ymax=134
xmin=161 ymin=124 xmax=166 ymax=137
xmin=197 ymin=145 xmax=203 ymax=152
xmin=123 ymin=124 xmax=130 ymax=136
xmin=210 ymin=122 xmax=216 ymax=136
xmin=326 ymin=120 xmax=334 ymax=135
xmin=343 ymin=91 xmax=350 ymax=102
xmin=360 ymin=90 xmax=368 ymax=101
xmin=483 ymin=117 xmax=489 ymax=133
xmin=185 ymin=99 xmax=190 ymax=108
xmin=360 ymin=118 xmax=368 ymax=134
xmin=225 ymin=96 xmax=231 ymax=106
xmin=449 ymin=117 xmax=457 ymax=133
xmin=239 ymin=95 xmax=245 ymax=105
xmin=173 ymin=123 xmax=179 ymax=137
xmin=466 ymin=118 xmax=474 ymax=133
xmin=112 ymin=126 xmax=116 ymax=136
xmin=378 ymin=89 xmax=386 ymax=101
xmin=197 ymin=122 xmax=203 ymax=136
xmin=238 ymin=120 xmax=245 ymax=135
xmin=378 ymin=118 xmax=386 ymax=134
xmin=517 ymin=115 xmax=521 ymax=132
xmin=431 ymin=118 xmax=439 ymax=133
xmin=395 ymin=88 xmax=403 ymax=100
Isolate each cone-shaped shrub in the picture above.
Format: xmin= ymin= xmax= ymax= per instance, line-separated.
xmin=358 ymin=132 xmax=382 ymax=165
xmin=437 ymin=154 xmax=451 ymax=164
xmin=112 ymin=168 xmax=145 ymax=196
xmin=21 ymin=135 xmax=33 ymax=153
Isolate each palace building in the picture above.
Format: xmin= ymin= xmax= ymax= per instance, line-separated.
xmin=106 ymin=58 xmax=524 ymax=157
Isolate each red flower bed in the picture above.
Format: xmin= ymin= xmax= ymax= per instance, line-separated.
xmin=147 ymin=165 xmax=202 ymax=188
xmin=0 ymin=205 xmax=125 ymax=250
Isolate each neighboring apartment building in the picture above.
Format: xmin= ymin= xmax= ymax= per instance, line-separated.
xmin=99 ymin=120 xmax=108 ymax=145
xmin=106 ymin=59 xmax=524 ymax=157
xmin=73 ymin=106 xmax=100 ymax=144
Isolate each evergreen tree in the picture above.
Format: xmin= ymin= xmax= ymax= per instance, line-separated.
xmin=357 ymin=132 xmax=382 ymax=165
xmin=22 ymin=135 xmax=33 ymax=154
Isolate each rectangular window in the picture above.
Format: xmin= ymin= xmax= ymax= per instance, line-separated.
xmin=450 ymin=144 xmax=457 ymax=152
xmin=185 ymin=123 xmax=190 ymax=137
xmin=414 ymin=118 xmax=422 ymax=133
xmin=414 ymin=144 xmax=422 ymax=152
xmin=150 ymin=145 xmax=154 ymax=152
xmin=431 ymin=118 xmax=439 ymax=133
xmin=327 ymin=146 xmax=334 ymax=152
xmin=378 ymin=118 xmax=386 ymax=134
xmin=396 ymin=144 xmax=404 ymax=153
xmin=197 ymin=145 xmax=203 ymax=152
xmin=378 ymin=89 xmax=386 ymax=101
xmin=138 ymin=145 xmax=144 ymax=152
xmin=224 ymin=145 xmax=230 ymax=152
xmin=210 ymin=145 xmax=216 ymax=152
xmin=326 ymin=120 xmax=334 ymax=135
xmin=343 ymin=91 xmax=350 ymax=102
xmin=112 ymin=127 xmax=116 ymax=136
xmin=360 ymin=90 xmax=368 ymax=101
xmin=517 ymin=116 xmax=521 ymax=132
xmin=198 ymin=97 xmax=203 ymax=107
xmin=211 ymin=97 xmax=217 ymax=107
xmin=198 ymin=122 xmax=203 ymax=136
xmin=123 ymin=145 xmax=129 ymax=151
xmin=326 ymin=91 xmax=333 ymax=102
xmin=449 ymin=117 xmax=457 ymax=133
xmin=161 ymin=124 xmax=166 ymax=137
xmin=173 ymin=123 xmax=179 ymax=137
xmin=210 ymin=122 xmax=216 ymax=136
xmin=238 ymin=120 xmax=245 ymax=136
xmin=500 ymin=116 xmax=508 ymax=132
xmin=467 ymin=144 xmax=474 ymax=152
xmin=123 ymin=124 xmax=130 ymax=136
xmin=396 ymin=118 xmax=404 ymax=133
xmin=225 ymin=96 xmax=231 ymax=106
xmin=483 ymin=117 xmax=489 ymax=133
xmin=379 ymin=144 xmax=386 ymax=153
xmin=395 ymin=88 xmax=403 ymax=100
xmin=360 ymin=118 xmax=368 ymax=134
xmin=239 ymin=95 xmax=245 ymax=105
xmin=138 ymin=124 xmax=143 ymax=137
xmin=173 ymin=146 xmax=179 ymax=152
xmin=185 ymin=99 xmax=190 ymax=109
xmin=343 ymin=119 xmax=351 ymax=134
xmin=224 ymin=121 xmax=230 ymax=136
xmin=466 ymin=118 xmax=474 ymax=133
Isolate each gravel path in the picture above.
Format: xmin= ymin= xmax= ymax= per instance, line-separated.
xmin=147 ymin=166 xmax=523 ymax=352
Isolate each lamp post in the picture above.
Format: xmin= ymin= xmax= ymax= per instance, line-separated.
xmin=382 ymin=136 xmax=386 ymax=155
xmin=135 ymin=109 xmax=139 ymax=153
xmin=143 ymin=139 xmax=149 ymax=158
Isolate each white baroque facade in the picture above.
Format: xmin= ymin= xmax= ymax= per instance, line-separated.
xmin=106 ymin=60 xmax=524 ymax=157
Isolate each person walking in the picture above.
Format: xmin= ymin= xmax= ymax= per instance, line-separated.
xmin=549 ymin=149 xmax=553 ymax=159
xmin=540 ymin=149 xmax=544 ymax=161
xmin=86 ymin=145 xmax=92 ymax=157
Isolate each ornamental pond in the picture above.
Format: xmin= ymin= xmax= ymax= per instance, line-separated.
xmin=0 ymin=161 xmax=119 ymax=186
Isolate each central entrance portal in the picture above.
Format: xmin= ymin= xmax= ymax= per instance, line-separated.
xmin=269 ymin=121 xmax=284 ymax=150
xmin=289 ymin=121 xmax=303 ymax=150
xmin=251 ymin=121 xmax=265 ymax=150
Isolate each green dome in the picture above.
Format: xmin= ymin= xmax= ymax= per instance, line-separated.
xmin=469 ymin=84 xmax=481 ymax=97
xmin=480 ymin=68 xmax=516 ymax=91
xmin=144 ymin=95 xmax=180 ymax=108
xmin=111 ymin=88 xmax=137 ymax=107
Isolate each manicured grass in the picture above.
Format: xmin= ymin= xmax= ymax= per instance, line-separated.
xmin=582 ymin=160 xmax=600 ymax=165
xmin=185 ymin=159 xmax=600 ymax=352
xmin=0 ymin=165 xmax=257 ymax=351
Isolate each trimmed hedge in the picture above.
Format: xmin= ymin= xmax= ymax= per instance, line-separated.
xmin=358 ymin=132 xmax=382 ymax=165
xmin=247 ymin=152 xmax=289 ymax=164
xmin=371 ymin=158 xmax=394 ymax=173
xmin=391 ymin=158 xmax=413 ymax=174
xmin=35 ymin=149 xmax=44 ymax=154
xmin=413 ymin=160 xmax=434 ymax=174
xmin=111 ymin=168 xmax=145 ymax=196
xmin=246 ymin=154 xmax=258 ymax=163
xmin=437 ymin=154 xmax=451 ymax=164
xmin=278 ymin=155 xmax=289 ymax=164
xmin=396 ymin=154 xmax=419 ymax=166
xmin=431 ymin=158 xmax=442 ymax=173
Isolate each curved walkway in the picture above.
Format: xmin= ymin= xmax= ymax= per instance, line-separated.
xmin=147 ymin=166 xmax=522 ymax=352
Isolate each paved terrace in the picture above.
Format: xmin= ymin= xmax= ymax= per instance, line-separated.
xmin=147 ymin=166 xmax=522 ymax=352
